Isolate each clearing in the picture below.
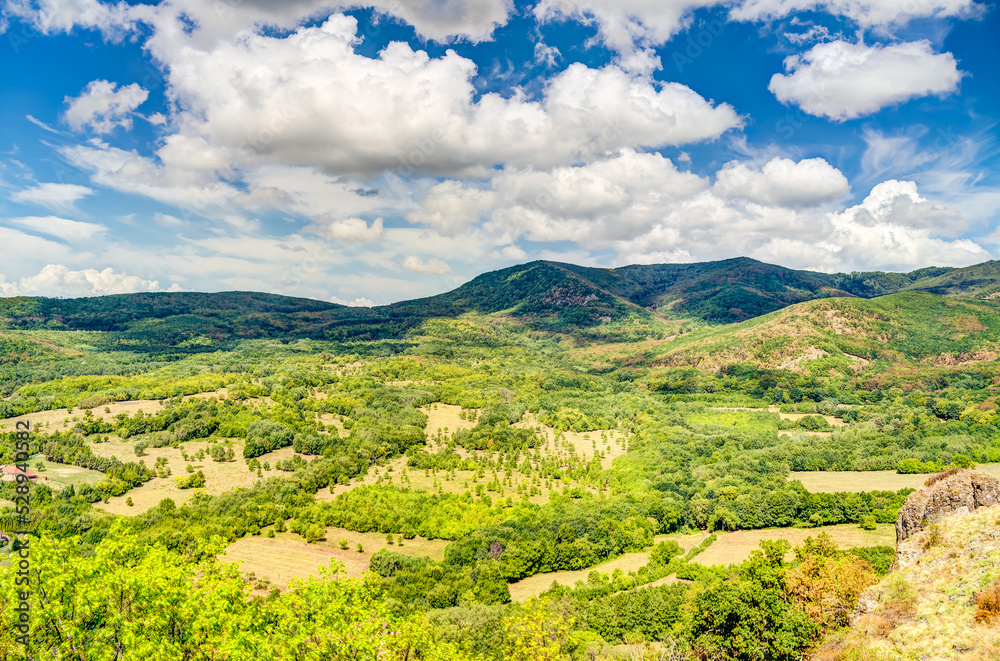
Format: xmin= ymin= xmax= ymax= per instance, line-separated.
xmin=25 ymin=455 xmax=104 ymax=489
xmin=90 ymin=438 xmax=304 ymax=515
xmin=221 ymin=526 xmax=449 ymax=587
xmin=789 ymin=463 xmax=1000 ymax=493
xmin=508 ymin=532 xmax=705 ymax=602
xmin=695 ymin=523 xmax=895 ymax=567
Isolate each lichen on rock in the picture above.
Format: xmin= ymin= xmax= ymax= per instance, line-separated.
xmin=895 ymin=468 xmax=1000 ymax=543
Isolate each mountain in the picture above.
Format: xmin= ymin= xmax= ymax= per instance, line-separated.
xmin=6 ymin=257 xmax=1000 ymax=352
xmin=644 ymin=291 xmax=1000 ymax=372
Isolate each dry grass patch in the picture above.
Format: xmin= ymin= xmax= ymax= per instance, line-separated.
xmin=508 ymin=533 xmax=704 ymax=602
xmin=91 ymin=438 xmax=303 ymax=515
xmin=696 ymin=524 xmax=894 ymax=567
xmin=789 ymin=464 xmax=1000 ymax=493
xmin=221 ymin=527 xmax=448 ymax=586
xmin=0 ymin=399 xmax=170 ymax=432
xmin=420 ymin=403 xmax=478 ymax=435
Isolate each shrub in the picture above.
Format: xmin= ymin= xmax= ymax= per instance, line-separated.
xmin=859 ymin=515 xmax=877 ymax=531
xmin=339 ymin=539 xmax=349 ymax=550
xmin=974 ymin=580 xmax=1000 ymax=624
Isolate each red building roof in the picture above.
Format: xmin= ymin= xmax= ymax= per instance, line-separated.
xmin=0 ymin=465 xmax=38 ymax=478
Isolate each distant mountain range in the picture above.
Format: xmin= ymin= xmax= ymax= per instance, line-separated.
xmin=3 ymin=258 xmax=1000 ymax=352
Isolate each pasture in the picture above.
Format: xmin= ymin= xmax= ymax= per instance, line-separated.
xmin=26 ymin=455 xmax=104 ymax=489
xmin=695 ymin=523 xmax=895 ymax=567
xmin=221 ymin=526 xmax=448 ymax=586
xmin=507 ymin=532 xmax=705 ymax=602
xmin=789 ymin=463 xmax=1000 ymax=493
xmin=91 ymin=438 xmax=304 ymax=515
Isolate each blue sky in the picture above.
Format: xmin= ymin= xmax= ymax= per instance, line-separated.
xmin=1 ymin=0 xmax=998 ymax=304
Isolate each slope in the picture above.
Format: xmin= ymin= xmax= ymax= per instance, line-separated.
xmin=644 ymin=291 xmax=1000 ymax=372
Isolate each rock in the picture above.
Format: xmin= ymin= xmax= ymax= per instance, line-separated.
xmin=895 ymin=469 xmax=1000 ymax=543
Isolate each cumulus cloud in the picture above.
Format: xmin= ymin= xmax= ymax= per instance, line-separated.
xmin=2 ymin=0 xmax=136 ymax=38
xmin=534 ymin=0 xmax=726 ymax=52
xmin=64 ymin=80 xmax=149 ymax=133
xmin=130 ymin=15 xmax=738 ymax=181
xmin=399 ymin=150 xmax=988 ymax=272
xmin=407 ymin=181 xmax=495 ymax=236
xmin=10 ymin=183 xmax=94 ymax=212
xmin=0 ymin=264 xmax=181 ymax=297
xmin=5 ymin=0 xmax=510 ymax=44
xmin=330 ymin=295 xmax=376 ymax=307
xmin=754 ymin=181 xmax=987 ymax=272
xmin=732 ymin=0 xmax=982 ymax=29
xmin=769 ymin=40 xmax=963 ymax=120
xmin=714 ymin=156 xmax=850 ymax=207
xmin=314 ymin=216 xmax=384 ymax=243
xmin=5 ymin=215 xmax=108 ymax=242
xmin=401 ymin=255 xmax=451 ymax=274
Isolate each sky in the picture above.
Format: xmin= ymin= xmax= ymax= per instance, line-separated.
xmin=0 ymin=0 xmax=998 ymax=305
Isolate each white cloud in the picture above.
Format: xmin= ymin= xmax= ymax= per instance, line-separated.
xmin=364 ymin=0 xmax=511 ymax=43
xmin=330 ymin=295 xmax=376 ymax=307
xmin=769 ymin=40 xmax=963 ymax=120
xmin=714 ymin=156 xmax=850 ymax=207
xmin=137 ymin=15 xmax=737 ymax=181
xmin=64 ymin=79 xmax=149 ymax=133
xmin=4 ymin=215 xmax=107 ymax=242
xmin=534 ymin=0 xmax=725 ymax=52
xmin=485 ymin=149 xmax=708 ymax=246
xmin=60 ymin=139 xmax=241 ymax=209
xmin=407 ymin=181 xmax=494 ymax=235
xmin=2 ymin=0 xmax=136 ymax=38
xmin=732 ymin=0 xmax=982 ymax=29
xmin=10 ymin=182 xmax=94 ymax=212
xmin=0 ymin=264 xmax=181 ymax=297
xmin=5 ymin=0 xmax=510 ymax=44
xmin=401 ymin=255 xmax=451 ymax=274
xmin=314 ymin=216 xmax=384 ymax=243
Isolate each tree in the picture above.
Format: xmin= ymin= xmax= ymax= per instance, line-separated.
xmin=209 ymin=444 xmax=226 ymax=462
xmin=686 ymin=541 xmax=819 ymax=660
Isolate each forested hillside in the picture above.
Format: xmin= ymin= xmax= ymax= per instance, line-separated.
xmin=3 ymin=259 xmax=1000 ymax=659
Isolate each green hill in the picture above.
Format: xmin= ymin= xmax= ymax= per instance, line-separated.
xmin=6 ymin=257 xmax=1000 ymax=352
xmin=646 ymin=292 xmax=1000 ymax=372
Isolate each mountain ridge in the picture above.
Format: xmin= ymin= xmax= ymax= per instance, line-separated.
xmin=4 ymin=257 xmax=1000 ymax=352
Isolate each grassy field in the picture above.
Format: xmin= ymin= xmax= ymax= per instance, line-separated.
xmin=91 ymin=439 xmax=304 ymax=515
xmin=26 ymin=455 xmax=104 ymax=489
xmin=507 ymin=532 xmax=705 ymax=602
xmin=221 ymin=526 xmax=449 ymax=586
xmin=696 ymin=523 xmax=895 ymax=567
xmin=321 ymin=407 xmax=631 ymax=507
xmin=789 ymin=463 xmax=1000 ymax=493
xmin=0 ymin=399 xmax=170 ymax=433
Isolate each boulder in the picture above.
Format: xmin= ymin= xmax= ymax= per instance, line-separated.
xmin=895 ymin=468 xmax=1000 ymax=543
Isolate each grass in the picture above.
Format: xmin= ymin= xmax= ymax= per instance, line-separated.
xmin=90 ymin=438 xmax=304 ymax=515
xmin=695 ymin=524 xmax=895 ymax=567
xmin=321 ymin=408 xmax=631 ymax=507
xmin=26 ymin=455 xmax=104 ymax=489
xmin=507 ymin=532 xmax=705 ymax=602
xmin=819 ymin=506 xmax=1000 ymax=659
xmin=221 ymin=526 xmax=449 ymax=586
xmin=0 ymin=398 xmax=170 ymax=432
xmin=789 ymin=463 xmax=1000 ymax=493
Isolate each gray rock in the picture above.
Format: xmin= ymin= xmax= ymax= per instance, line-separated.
xmin=895 ymin=469 xmax=1000 ymax=543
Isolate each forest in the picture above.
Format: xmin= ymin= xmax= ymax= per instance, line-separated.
xmin=2 ymin=271 xmax=1000 ymax=659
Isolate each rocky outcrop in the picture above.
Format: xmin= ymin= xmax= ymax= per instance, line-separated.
xmin=895 ymin=468 xmax=1000 ymax=543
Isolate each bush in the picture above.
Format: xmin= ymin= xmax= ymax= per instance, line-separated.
xmin=859 ymin=515 xmax=877 ymax=531
xmin=974 ymin=580 xmax=1000 ymax=624
xmin=175 ymin=470 xmax=206 ymax=489
xmin=243 ymin=420 xmax=295 ymax=458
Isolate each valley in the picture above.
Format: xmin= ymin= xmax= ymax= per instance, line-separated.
xmin=4 ymin=256 xmax=1000 ymax=659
